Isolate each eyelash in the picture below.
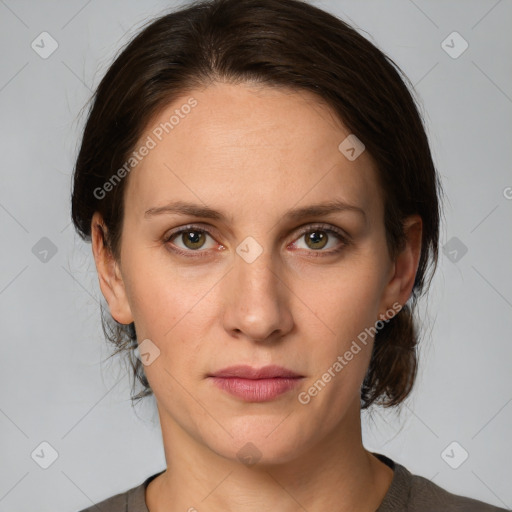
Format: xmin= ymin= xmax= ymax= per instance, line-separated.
xmin=163 ymin=223 xmax=350 ymax=259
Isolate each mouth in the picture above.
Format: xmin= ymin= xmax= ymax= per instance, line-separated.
xmin=207 ymin=365 xmax=304 ymax=402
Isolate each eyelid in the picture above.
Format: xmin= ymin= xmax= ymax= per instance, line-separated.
xmin=163 ymin=223 xmax=220 ymax=244
xmin=292 ymin=222 xmax=350 ymax=242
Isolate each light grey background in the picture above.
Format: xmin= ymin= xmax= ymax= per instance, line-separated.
xmin=0 ymin=1 xmax=511 ymax=511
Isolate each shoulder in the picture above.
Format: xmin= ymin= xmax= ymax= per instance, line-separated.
xmin=376 ymin=454 xmax=508 ymax=512
xmin=76 ymin=488 xmax=129 ymax=512
xmin=75 ymin=471 xmax=163 ymax=512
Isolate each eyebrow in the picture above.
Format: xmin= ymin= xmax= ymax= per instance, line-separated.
xmin=144 ymin=199 xmax=366 ymax=223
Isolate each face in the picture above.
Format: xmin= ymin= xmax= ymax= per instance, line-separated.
xmin=92 ymin=82 xmax=420 ymax=465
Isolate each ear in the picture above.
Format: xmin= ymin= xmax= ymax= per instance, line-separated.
xmin=90 ymin=212 xmax=134 ymax=325
xmin=378 ymin=214 xmax=423 ymax=315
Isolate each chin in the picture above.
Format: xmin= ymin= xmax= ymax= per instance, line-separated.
xmin=205 ymin=417 xmax=315 ymax=467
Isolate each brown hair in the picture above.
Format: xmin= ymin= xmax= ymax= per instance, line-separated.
xmin=71 ymin=0 xmax=443 ymax=408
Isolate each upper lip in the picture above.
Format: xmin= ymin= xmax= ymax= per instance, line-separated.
xmin=209 ymin=364 xmax=302 ymax=379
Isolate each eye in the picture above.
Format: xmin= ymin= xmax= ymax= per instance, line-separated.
xmin=164 ymin=226 xmax=219 ymax=256
xmin=291 ymin=224 xmax=349 ymax=255
xmin=163 ymin=223 xmax=349 ymax=258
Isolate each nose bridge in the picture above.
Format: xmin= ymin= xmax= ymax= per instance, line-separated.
xmin=222 ymin=235 xmax=292 ymax=340
xmin=236 ymin=241 xmax=278 ymax=296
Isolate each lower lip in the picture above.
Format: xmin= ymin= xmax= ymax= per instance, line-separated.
xmin=209 ymin=377 xmax=303 ymax=402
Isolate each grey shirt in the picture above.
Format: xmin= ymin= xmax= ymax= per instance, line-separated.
xmin=77 ymin=454 xmax=508 ymax=511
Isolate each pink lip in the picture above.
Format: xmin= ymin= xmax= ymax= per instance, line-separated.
xmin=210 ymin=364 xmax=302 ymax=379
xmin=208 ymin=365 xmax=304 ymax=402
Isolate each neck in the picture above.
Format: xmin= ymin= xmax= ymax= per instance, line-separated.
xmin=146 ymin=400 xmax=394 ymax=512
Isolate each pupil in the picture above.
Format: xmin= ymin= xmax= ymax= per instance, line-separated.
xmin=185 ymin=231 xmax=204 ymax=248
xmin=308 ymin=231 xmax=327 ymax=249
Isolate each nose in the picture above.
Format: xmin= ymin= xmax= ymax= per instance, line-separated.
xmin=222 ymin=245 xmax=294 ymax=343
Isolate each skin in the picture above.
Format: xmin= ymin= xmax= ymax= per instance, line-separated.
xmin=91 ymin=82 xmax=422 ymax=512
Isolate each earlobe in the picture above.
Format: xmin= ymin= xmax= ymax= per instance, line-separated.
xmin=90 ymin=212 xmax=134 ymax=325
xmin=380 ymin=214 xmax=423 ymax=314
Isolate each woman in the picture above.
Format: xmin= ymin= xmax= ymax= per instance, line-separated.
xmin=71 ymin=0 xmax=507 ymax=510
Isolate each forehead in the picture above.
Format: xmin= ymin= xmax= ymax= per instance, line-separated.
xmin=125 ymin=82 xmax=383 ymax=225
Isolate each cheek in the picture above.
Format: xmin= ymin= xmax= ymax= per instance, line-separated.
xmin=297 ymin=263 xmax=385 ymax=396
xmin=121 ymin=255 xmax=226 ymax=381
xmin=121 ymin=245 xmax=216 ymax=333
xmin=309 ymin=266 xmax=384 ymax=345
